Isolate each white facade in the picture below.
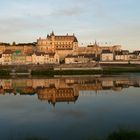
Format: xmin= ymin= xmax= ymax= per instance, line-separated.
xmin=32 ymin=53 xmax=60 ymax=65
xmin=65 ymin=57 xmax=75 ymax=64
xmin=101 ymin=53 xmax=114 ymax=61
xmin=115 ymin=55 xmax=129 ymax=61
xmin=2 ymin=54 xmax=12 ymax=65
xmin=44 ymin=53 xmax=59 ymax=64
xmin=65 ymin=55 xmax=95 ymax=64
xmin=32 ymin=53 xmax=45 ymax=64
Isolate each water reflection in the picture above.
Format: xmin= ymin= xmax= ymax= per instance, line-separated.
xmin=0 ymin=75 xmax=140 ymax=106
xmin=0 ymin=75 xmax=140 ymax=140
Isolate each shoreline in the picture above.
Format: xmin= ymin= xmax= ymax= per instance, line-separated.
xmin=0 ymin=67 xmax=140 ymax=77
xmin=0 ymin=63 xmax=140 ymax=77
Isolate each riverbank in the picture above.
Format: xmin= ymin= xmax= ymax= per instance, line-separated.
xmin=0 ymin=64 xmax=140 ymax=76
xmin=31 ymin=67 xmax=140 ymax=76
xmin=0 ymin=68 xmax=140 ymax=76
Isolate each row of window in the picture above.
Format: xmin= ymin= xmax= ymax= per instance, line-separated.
xmin=55 ymin=45 xmax=72 ymax=48
xmin=38 ymin=41 xmax=73 ymax=45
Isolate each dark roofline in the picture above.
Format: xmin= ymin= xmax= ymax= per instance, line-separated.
xmin=102 ymin=50 xmax=112 ymax=53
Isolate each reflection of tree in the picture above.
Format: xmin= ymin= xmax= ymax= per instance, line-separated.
xmin=88 ymin=129 xmax=140 ymax=140
xmin=107 ymin=129 xmax=140 ymax=140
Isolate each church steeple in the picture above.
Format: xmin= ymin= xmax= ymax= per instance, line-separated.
xmin=51 ymin=31 xmax=55 ymax=36
xmin=95 ymin=40 xmax=97 ymax=45
xmin=94 ymin=40 xmax=98 ymax=47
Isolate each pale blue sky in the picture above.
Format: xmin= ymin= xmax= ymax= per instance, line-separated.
xmin=0 ymin=0 xmax=140 ymax=50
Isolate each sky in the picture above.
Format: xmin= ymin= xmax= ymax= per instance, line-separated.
xmin=0 ymin=0 xmax=140 ymax=50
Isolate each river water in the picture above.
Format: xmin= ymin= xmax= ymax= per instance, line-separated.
xmin=0 ymin=74 xmax=140 ymax=140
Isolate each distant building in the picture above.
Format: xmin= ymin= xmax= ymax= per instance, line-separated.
xmin=75 ymin=41 xmax=121 ymax=57
xmin=115 ymin=50 xmax=129 ymax=61
xmin=0 ymin=43 xmax=35 ymax=55
xmin=1 ymin=32 xmax=138 ymax=65
xmin=44 ymin=53 xmax=59 ymax=64
xmin=26 ymin=56 xmax=32 ymax=64
xmin=65 ymin=54 xmax=96 ymax=64
xmin=32 ymin=52 xmax=59 ymax=65
xmin=101 ymin=50 xmax=114 ymax=61
xmin=0 ymin=54 xmax=2 ymax=64
xmin=32 ymin=52 xmax=45 ymax=65
xmin=12 ymin=54 xmax=26 ymax=65
xmin=128 ymin=51 xmax=140 ymax=61
xmin=2 ymin=50 xmax=12 ymax=65
xmin=37 ymin=31 xmax=78 ymax=61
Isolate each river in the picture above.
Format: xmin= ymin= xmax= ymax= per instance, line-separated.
xmin=0 ymin=74 xmax=140 ymax=140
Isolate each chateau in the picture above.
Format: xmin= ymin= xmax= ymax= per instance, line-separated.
xmin=37 ymin=31 xmax=78 ymax=60
xmin=0 ymin=31 xmax=140 ymax=65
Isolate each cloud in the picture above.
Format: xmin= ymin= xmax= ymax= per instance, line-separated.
xmin=51 ymin=7 xmax=85 ymax=17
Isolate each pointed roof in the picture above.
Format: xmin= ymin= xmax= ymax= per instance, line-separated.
xmin=94 ymin=40 xmax=99 ymax=47
xmin=51 ymin=31 xmax=55 ymax=36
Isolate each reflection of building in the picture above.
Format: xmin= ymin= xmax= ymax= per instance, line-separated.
xmin=0 ymin=77 xmax=140 ymax=106
xmin=37 ymin=87 xmax=79 ymax=106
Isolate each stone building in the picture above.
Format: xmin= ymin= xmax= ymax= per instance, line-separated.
xmin=37 ymin=31 xmax=78 ymax=61
xmin=75 ymin=41 xmax=121 ymax=56
xmin=65 ymin=54 xmax=96 ymax=64
xmin=0 ymin=43 xmax=35 ymax=55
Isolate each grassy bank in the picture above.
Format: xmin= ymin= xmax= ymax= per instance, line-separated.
xmin=88 ymin=129 xmax=140 ymax=140
xmin=31 ymin=67 xmax=140 ymax=76
xmin=0 ymin=70 xmax=10 ymax=76
xmin=0 ymin=67 xmax=140 ymax=76
xmin=103 ymin=67 xmax=140 ymax=74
